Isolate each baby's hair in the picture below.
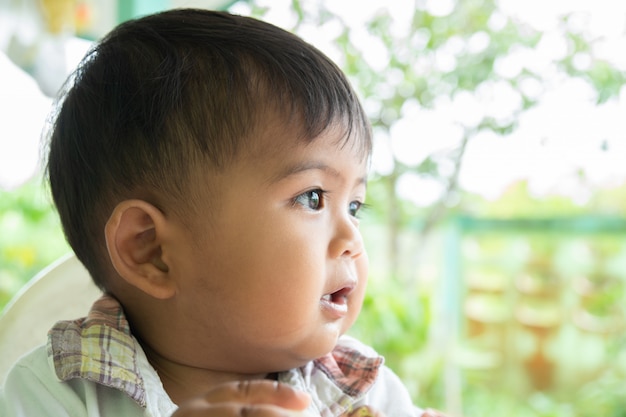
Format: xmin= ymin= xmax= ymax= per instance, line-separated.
xmin=46 ymin=8 xmax=371 ymax=289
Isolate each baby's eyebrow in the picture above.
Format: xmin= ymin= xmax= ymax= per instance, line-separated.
xmin=280 ymin=161 xmax=340 ymax=179
xmin=268 ymin=161 xmax=367 ymax=186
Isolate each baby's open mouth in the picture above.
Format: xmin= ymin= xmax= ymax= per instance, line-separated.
xmin=321 ymin=287 xmax=351 ymax=304
xmin=320 ymin=286 xmax=354 ymax=315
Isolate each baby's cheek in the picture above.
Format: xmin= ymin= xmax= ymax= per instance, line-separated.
xmin=357 ymin=251 xmax=369 ymax=284
xmin=356 ymin=253 xmax=369 ymax=296
xmin=343 ymin=259 xmax=368 ymax=333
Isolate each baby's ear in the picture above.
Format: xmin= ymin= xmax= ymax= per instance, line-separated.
xmin=105 ymin=200 xmax=175 ymax=299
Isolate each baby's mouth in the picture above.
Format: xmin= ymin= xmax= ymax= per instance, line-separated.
xmin=320 ymin=286 xmax=353 ymax=314
xmin=322 ymin=287 xmax=350 ymax=303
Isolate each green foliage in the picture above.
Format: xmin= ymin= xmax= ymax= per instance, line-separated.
xmin=0 ymin=176 xmax=69 ymax=309
xmin=575 ymin=370 xmax=626 ymax=417
xmin=351 ymin=276 xmax=430 ymax=359
xmin=349 ymin=274 xmax=447 ymax=406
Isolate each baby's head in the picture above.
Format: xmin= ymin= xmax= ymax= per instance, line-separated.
xmin=47 ymin=9 xmax=372 ymax=372
xmin=47 ymin=8 xmax=370 ymax=289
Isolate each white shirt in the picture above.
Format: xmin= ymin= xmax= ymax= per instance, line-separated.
xmin=0 ymin=295 xmax=431 ymax=417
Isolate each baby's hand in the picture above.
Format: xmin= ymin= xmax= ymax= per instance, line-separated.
xmin=340 ymin=406 xmax=386 ymax=417
xmin=171 ymin=380 xmax=310 ymax=417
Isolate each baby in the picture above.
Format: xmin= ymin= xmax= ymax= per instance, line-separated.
xmin=0 ymin=8 xmax=446 ymax=417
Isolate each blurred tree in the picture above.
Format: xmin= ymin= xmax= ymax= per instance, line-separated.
xmin=239 ymin=0 xmax=626 ymax=279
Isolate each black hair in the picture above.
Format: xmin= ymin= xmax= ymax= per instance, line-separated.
xmin=46 ymin=8 xmax=372 ymax=289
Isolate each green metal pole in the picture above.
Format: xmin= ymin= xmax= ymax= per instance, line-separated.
xmin=117 ymin=0 xmax=247 ymax=23
xmin=118 ymin=0 xmax=169 ymax=23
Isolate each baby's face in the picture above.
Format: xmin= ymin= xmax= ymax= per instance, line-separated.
xmin=171 ymin=121 xmax=369 ymax=373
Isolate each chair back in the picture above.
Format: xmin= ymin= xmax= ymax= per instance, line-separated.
xmin=0 ymin=253 xmax=101 ymax=384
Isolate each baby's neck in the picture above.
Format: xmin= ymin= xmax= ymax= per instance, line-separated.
xmin=144 ymin=344 xmax=269 ymax=406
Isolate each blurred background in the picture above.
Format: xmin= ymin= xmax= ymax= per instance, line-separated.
xmin=2 ymin=0 xmax=626 ymax=416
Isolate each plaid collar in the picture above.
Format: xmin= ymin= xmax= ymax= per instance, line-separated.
xmin=48 ymin=295 xmax=146 ymax=405
xmin=48 ymin=294 xmax=382 ymax=412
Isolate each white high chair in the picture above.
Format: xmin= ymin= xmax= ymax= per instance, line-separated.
xmin=0 ymin=253 xmax=102 ymax=384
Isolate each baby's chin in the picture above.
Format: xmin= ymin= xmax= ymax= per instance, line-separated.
xmin=287 ymin=332 xmax=343 ymax=363
xmin=241 ymin=328 xmax=346 ymax=373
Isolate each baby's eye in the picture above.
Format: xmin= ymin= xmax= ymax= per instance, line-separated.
xmin=349 ymin=201 xmax=363 ymax=217
xmin=294 ymin=189 xmax=325 ymax=211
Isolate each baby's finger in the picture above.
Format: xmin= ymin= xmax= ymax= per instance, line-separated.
xmin=195 ymin=380 xmax=310 ymax=410
xmin=343 ymin=406 xmax=384 ymax=417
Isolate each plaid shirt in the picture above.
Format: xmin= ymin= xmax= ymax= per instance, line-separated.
xmin=48 ymin=295 xmax=444 ymax=416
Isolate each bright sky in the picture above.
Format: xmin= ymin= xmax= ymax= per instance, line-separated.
xmin=0 ymin=52 xmax=49 ymax=190
xmin=233 ymin=0 xmax=626 ymax=206
xmin=1 ymin=0 xmax=625 ymax=207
